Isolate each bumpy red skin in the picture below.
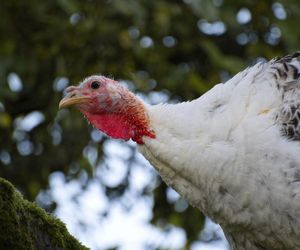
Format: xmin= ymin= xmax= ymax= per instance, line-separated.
xmin=71 ymin=76 xmax=155 ymax=144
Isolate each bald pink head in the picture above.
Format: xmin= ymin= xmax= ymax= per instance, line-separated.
xmin=59 ymin=76 xmax=155 ymax=144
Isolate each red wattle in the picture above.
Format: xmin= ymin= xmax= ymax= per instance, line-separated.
xmin=84 ymin=112 xmax=155 ymax=144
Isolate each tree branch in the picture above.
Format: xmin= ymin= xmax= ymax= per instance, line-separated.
xmin=0 ymin=177 xmax=88 ymax=250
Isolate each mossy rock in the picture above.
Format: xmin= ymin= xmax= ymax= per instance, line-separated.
xmin=0 ymin=177 xmax=88 ymax=250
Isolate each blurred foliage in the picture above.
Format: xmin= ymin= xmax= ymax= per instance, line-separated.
xmin=0 ymin=0 xmax=299 ymax=249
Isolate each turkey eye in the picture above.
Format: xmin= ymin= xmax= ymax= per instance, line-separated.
xmin=91 ymin=81 xmax=100 ymax=89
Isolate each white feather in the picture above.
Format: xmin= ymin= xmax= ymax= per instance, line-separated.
xmin=139 ymin=54 xmax=300 ymax=249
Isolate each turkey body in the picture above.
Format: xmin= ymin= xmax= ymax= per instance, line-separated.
xmin=139 ymin=53 xmax=300 ymax=249
xmin=59 ymin=52 xmax=300 ymax=249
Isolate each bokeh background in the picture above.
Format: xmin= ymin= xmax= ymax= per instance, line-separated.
xmin=0 ymin=0 xmax=299 ymax=249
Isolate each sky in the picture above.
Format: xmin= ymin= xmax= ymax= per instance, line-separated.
xmin=46 ymin=140 xmax=229 ymax=250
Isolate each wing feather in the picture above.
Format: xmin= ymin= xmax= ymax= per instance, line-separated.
xmin=270 ymin=52 xmax=300 ymax=140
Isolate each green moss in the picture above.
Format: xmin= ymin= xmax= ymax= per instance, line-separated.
xmin=0 ymin=178 xmax=89 ymax=250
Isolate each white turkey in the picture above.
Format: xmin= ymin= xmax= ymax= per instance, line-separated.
xmin=59 ymin=52 xmax=300 ymax=249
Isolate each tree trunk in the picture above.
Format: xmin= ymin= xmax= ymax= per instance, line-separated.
xmin=0 ymin=177 xmax=88 ymax=250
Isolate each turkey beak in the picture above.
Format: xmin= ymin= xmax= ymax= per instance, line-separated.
xmin=59 ymin=86 xmax=90 ymax=109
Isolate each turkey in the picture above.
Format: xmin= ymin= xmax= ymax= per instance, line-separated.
xmin=59 ymin=52 xmax=300 ymax=250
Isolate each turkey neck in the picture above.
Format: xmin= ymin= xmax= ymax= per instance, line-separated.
xmin=139 ymin=98 xmax=237 ymax=217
